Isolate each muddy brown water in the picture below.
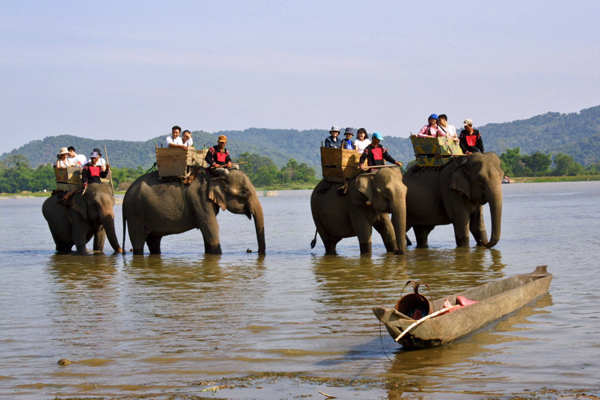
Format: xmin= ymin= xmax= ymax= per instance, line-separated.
xmin=1 ymin=182 xmax=599 ymax=399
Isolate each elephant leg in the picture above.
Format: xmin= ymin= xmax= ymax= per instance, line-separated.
xmin=373 ymin=217 xmax=397 ymax=253
xmin=194 ymin=213 xmax=223 ymax=254
xmin=203 ymin=237 xmax=222 ymax=255
xmin=48 ymin=229 xmax=71 ymax=253
xmin=127 ymin=221 xmax=148 ymax=255
xmin=453 ymin=222 xmax=471 ymax=247
xmin=470 ymin=208 xmax=488 ymax=246
xmin=349 ymin=214 xmax=373 ymax=255
xmin=316 ymin=230 xmax=339 ymax=255
xmin=413 ymin=225 xmax=434 ymax=248
xmin=359 ymin=241 xmax=371 ymax=254
xmin=71 ymin=219 xmax=89 ymax=255
xmin=93 ymin=226 xmax=106 ymax=252
xmin=146 ymin=233 xmax=162 ymax=254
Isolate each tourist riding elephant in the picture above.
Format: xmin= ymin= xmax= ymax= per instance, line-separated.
xmin=42 ymin=183 xmax=123 ymax=254
xmin=122 ymin=169 xmax=265 ymax=255
xmin=403 ymin=152 xmax=503 ymax=248
xmin=310 ymin=167 xmax=406 ymax=255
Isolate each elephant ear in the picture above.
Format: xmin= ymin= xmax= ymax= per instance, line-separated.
xmin=450 ymin=166 xmax=471 ymax=199
xmin=208 ymin=178 xmax=227 ymax=211
xmin=356 ymin=174 xmax=374 ymax=203
xmin=71 ymin=193 xmax=88 ymax=220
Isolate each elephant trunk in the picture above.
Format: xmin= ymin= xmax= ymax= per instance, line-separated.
xmin=250 ymin=198 xmax=266 ymax=255
xmin=483 ymin=187 xmax=502 ymax=248
xmin=101 ymin=214 xmax=123 ymax=253
xmin=391 ymin=199 xmax=407 ymax=255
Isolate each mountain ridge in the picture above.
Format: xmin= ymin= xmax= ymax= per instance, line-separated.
xmin=2 ymin=105 xmax=600 ymax=169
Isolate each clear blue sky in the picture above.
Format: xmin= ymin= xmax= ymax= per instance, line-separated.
xmin=1 ymin=0 xmax=599 ymax=155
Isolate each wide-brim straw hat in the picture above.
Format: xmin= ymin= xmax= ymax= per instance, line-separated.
xmin=57 ymin=147 xmax=69 ymax=156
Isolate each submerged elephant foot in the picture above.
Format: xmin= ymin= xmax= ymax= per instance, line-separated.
xmin=359 ymin=242 xmax=371 ymax=254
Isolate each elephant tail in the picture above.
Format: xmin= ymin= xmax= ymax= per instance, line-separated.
xmin=122 ymin=212 xmax=127 ymax=256
xmin=310 ymin=229 xmax=318 ymax=249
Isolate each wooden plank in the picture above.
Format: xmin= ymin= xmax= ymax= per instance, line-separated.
xmin=321 ymin=147 xmax=341 ymax=165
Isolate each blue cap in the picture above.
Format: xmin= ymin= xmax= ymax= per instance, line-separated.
xmin=90 ymin=151 xmax=99 ymax=158
xmin=429 ymin=114 xmax=439 ymax=120
xmin=372 ymin=132 xmax=383 ymax=140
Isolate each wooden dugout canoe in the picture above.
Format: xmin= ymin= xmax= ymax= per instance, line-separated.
xmin=373 ymin=266 xmax=552 ymax=349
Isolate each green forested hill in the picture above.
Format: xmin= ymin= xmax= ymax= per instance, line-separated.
xmin=483 ymin=105 xmax=600 ymax=164
xmin=2 ymin=105 xmax=600 ymax=169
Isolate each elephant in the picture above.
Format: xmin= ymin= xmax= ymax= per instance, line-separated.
xmin=122 ymin=169 xmax=265 ymax=255
xmin=310 ymin=167 xmax=407 ymax=255
xmin=403 ymin=152 xmax=503 ymax=248
xmin=42 ymin=183 xmax=123 ymax=254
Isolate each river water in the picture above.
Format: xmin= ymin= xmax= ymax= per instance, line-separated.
xmin=1 ymin=182 xmax=599 ymax=399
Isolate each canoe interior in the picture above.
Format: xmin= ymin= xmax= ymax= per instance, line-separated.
xmin=373 ymin=266 xmax=552 ymax=349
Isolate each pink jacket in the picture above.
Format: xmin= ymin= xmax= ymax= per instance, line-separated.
xmin=417 ymin=124 xmax=446 ymax=138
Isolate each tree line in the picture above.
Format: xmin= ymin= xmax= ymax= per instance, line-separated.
xmin=500 ymin=148 xmax=600 ymax=177
xmin=3 ymin=148 xmax=600 ymax=194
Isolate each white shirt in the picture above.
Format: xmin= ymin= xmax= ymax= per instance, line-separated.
xmin=68 ymin=154 xmax=88 ymax=167
xmin=354 ymin=138 xmax=372 ymax=154
xmin=166 ymin=135 xmax=183 ymax=147
xmin=439 ymin=124 xmax=458 ymax=140
xmin=54 ymin=158 xmax=72 ymax=168
xmin=183 ymin=138 xmax=194 ymax=147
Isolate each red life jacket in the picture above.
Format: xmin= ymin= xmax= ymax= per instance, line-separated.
xmin=465 ymin=133 xmax=479 ymax=147
xmin=216 ymin=151 xmax=228 ymax=163
xmin=88 ymin=165 xmax=102 ymax=177
xmin=371 ymin=147 xmax=383 ymax=161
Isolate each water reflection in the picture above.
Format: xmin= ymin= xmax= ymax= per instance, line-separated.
xmin=46 ymin=254 xmax=121 ymax=354
xmin=311 ymin=247 xmax=506 ymax=315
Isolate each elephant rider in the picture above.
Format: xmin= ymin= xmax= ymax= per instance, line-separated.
xmin=459 ymin=118 xmax=485 ymax=155
xmin=205 ymin=135 xmax=239 ymax=177
xmin=92 ymin=148 xmax=107 ymax=168
xmin=340 ymin=127 xmax=355 ymax=150
xmin=359 ymin=132 xmax=403 ymax=172
xmin=324 ymin=126 xmax=342 ymax=148
xmin=166 ymin=125 xmax=186 ymax=149
xmin=182 ymin=130 xmax=194 ymax=147
xmin=54 ymin=147 xmax=74 ymax=168
xmin=67 ymin=146 xmax=87 ymax=167
xmin=82 ymin=151 xmax=110 ymax=187
xmin=416 ymin=114 xmax=446 ymax=138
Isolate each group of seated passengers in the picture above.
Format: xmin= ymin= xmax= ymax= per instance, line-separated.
xmin=416 ymin=114 xmax=485 ymax=155
xmin=54 ymin=146 xmax=110 ymax=187
xmin=324 ymin=126 xmax=402 ymax=171
xmin=165 ymin=126 xmax=237 ymax=177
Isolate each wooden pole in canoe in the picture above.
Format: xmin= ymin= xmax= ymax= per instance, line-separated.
xmin=104 ymin=145 xmax=115 ymax=191
xmin=394 ymin=306 xmax=457 ymax=342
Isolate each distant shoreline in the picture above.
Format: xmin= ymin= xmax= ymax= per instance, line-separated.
xmin=2 ymin=176 xmax=600 ymax=199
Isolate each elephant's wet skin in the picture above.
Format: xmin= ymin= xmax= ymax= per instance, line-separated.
xmin=42 ymin=183 xmax=123 ymax=255
xmin=122 ymin=170 xmax=265 ymax=255
xmin=404 ymin=152 xmax=503 ymax=248
xmin=311 ymin=167 xmax=407 ymax=255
